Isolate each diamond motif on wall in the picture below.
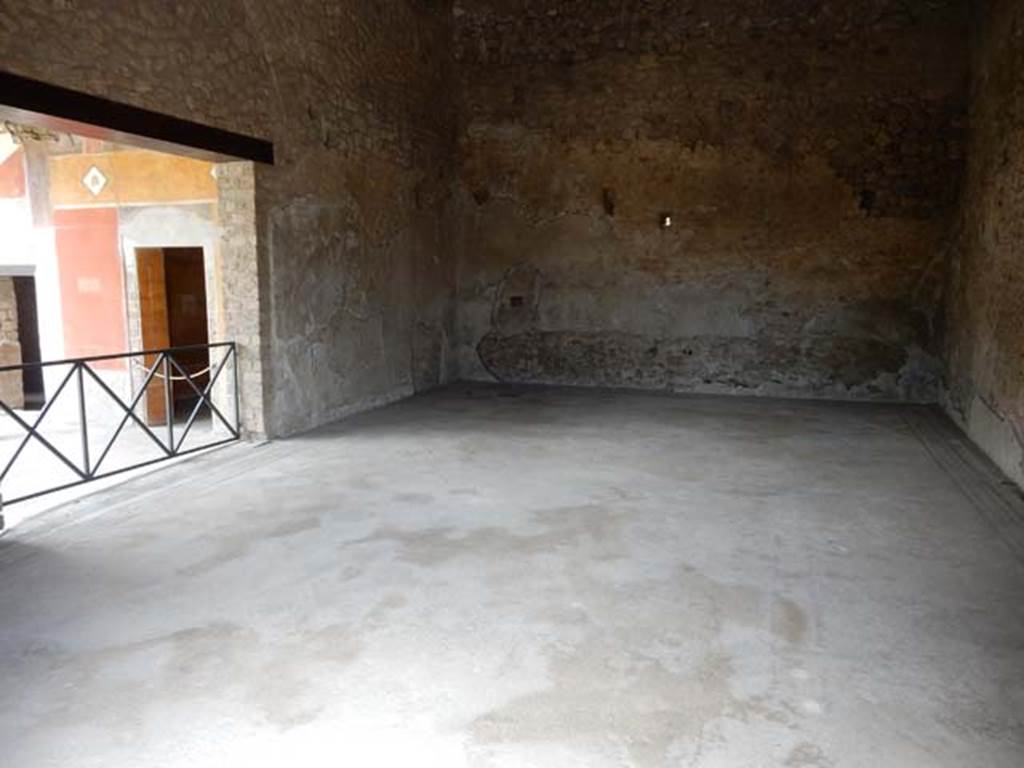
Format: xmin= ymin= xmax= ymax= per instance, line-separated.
xmin=82 ymin=165 xmax=108 ymax=196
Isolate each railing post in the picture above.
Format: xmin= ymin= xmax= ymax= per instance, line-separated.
xmin=77 ymin=362 xmax=90 ymax=478
xmin=232 ymin=343 xmax=241 ymax=436
xmin=162 ymin=353 xmax=174 ymax=453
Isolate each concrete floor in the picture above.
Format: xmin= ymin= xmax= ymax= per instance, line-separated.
xmin=1 ymin=384 xmax=1023 ymax=767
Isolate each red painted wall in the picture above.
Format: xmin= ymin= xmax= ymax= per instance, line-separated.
xmin=0 ymin=148 xmax=25 ymax=199
xmin=54 ymin=208 xmax=127 ymax=369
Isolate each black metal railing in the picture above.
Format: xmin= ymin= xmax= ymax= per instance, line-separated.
xmin=0 ymin=342 xmax=239 ymax=506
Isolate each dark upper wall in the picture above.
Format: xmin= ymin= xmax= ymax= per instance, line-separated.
xmin=1 ymin=0 xmax=456 ymax=436
xmin=944 ymin=0 xmax=1024 ymax=486
xmin=452 ymin=0 xmax=969 ymax=400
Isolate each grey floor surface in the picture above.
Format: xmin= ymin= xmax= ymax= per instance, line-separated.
xmin=1 ymin=384 xmax=1023 ymax=767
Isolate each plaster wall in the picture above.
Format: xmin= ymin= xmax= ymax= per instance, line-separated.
xmin=944 ymin=0 xmax=1024 ymax=488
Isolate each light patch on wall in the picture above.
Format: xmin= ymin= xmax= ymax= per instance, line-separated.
xmin=0 ymin=132 xmax=19 ymax=165
xmin=76 ymin=277 xmax=102 ymax=294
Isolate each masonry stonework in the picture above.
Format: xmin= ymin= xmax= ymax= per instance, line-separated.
xmin=452 ymin=0 xmax=968 ymax=401
xmin=944 ymin=0 xmax=1024 ymax=486
xmin=214 ymin=163 xmax=264 ymax=436
xmin=0 ymin=277 xmax=23 ymax=409
xmin=245 ymin=2 xmax=457 ymax=435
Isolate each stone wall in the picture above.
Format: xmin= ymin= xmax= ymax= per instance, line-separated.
xmin=1 ymin=0 xmax=457 ymax=437
xmin=452 ymin=0 xmax=968 ymax=400
xmin=244 ymin=2 xmax=457 ymax=435
xmin=944 ymin=0 xmax=1024 ymax=487
xmin=0 ymin=277 xmax=23 ymax=409
xmin=214 ymin=164 xmax=264 ymax=436
xmin=12 ymin=0 xmax=1017 ymax=451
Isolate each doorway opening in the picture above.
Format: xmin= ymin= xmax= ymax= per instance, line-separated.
xmin=0 ymin=116 xmax=259 ymax=526
xmin=0 ymin=74 xmax=270 ymax=527
xmin=12 ymin=276 xmax=43 ymax=411
xmin=136 ymin=247 xmax=209 ymax=424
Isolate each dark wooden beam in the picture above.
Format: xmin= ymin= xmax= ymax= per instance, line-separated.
xmin=0 ymin=71 xmax=274 ymax=165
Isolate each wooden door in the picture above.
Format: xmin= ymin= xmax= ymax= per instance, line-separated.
xmin=136 ymin=248 xmax=169 ymax=426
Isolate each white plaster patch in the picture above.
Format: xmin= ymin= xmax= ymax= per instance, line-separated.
xmin=76 ymin=277 xmax=102 ymax=294
xmin=81 ymin=165 xmax=108 ymax=196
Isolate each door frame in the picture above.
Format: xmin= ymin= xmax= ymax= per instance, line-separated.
xmin=121 ymin=231 xmax=217 ymax=424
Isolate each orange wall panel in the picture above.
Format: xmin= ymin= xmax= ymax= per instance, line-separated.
xmin=54 ymin=208 xmax=127 ymax=369
xmin=49 ymin=149 xmax=216 ymax=208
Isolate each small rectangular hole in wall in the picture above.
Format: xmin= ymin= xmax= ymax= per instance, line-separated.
xmin=509 ymin=296 xmax=525 ymax=308
xmin=602 ymin=188 xmax=616 ymax=217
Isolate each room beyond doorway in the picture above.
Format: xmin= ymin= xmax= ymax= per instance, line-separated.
xmin=0 ymin=116 xmax=256 ymax=527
